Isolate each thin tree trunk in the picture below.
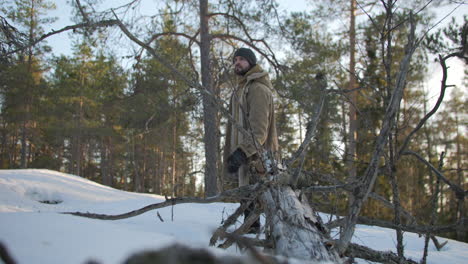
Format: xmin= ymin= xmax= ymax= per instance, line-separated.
xmin=455 ymin=115 xmax=465 ymax=241
xmin=422 ymin=152 xmax=444 ymax=264
xmin=200 ymin=0 xmax=218 ymax=197
xmin=154 ymin=148 xmax=161 ymax=194
xmin=172 ymin=114 xmax=177 ymax=197
xmin=101 ymin=137 xmax=109 ymax=185
xmin=346 ymin=0 xmax=358 ymax=206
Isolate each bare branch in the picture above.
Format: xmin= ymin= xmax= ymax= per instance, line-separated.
xmin=346 ymin=243 xmax=418 ymax=264
xmin=285 ymin=75 xmax=327 ymax=171
xmin=63 ymin=182 xmax=267 ymax=220
xmin=338 ymin=13 xmax=418 ymax=253
xmin=6 ymin=20 xmax=119 ymax=55
xmin=147 ymin=31 xmax=200 ymax=46
xmin=398 ymin=54 xmax=449 ymax=157
xmin=303 ymin=170 xmax=416 ymax=223
xmin=402 ymin=150 xmax=466 ymax=199
xmin=327 ymin=215 xmax=466 ymax=234
xmin=74 ymin=0 xmax=91 ymax=25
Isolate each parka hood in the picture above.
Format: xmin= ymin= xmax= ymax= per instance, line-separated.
xmin=240 ymin=65 xmax=272 ymax=90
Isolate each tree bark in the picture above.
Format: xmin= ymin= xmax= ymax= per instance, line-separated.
xmin=346 ymin=0 xmax=358 ymax=206
xmin=261 ymin=185 xmax=341 ymax=262
xmin=200 ymin=0 xmax=218 ymax=197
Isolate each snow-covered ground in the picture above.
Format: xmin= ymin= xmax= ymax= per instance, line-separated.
xmin=0 ymin=169 xmax=466 ymax=263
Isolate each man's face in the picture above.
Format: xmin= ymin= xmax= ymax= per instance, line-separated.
xmin=233 ymin=56 xmax=251 ymax=76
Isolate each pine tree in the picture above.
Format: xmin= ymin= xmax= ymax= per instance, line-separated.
xmin=0 ymin=0 xmax=56 ymax=168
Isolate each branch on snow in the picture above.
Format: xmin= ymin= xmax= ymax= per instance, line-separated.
xmin=62 ymin=183 xmax=267 ymax=220
xmin=346 ymin=243 xmax=418 ymax=264
xmin=327 ymin=216 xmax=467 ymax=235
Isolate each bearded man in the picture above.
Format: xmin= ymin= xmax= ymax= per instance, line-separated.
xmin=223 ymin=48 xmax=279 ymax=233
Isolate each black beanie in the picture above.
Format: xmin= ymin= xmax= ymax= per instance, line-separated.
xmin=233 ymin=48 xmax=257 ymax=66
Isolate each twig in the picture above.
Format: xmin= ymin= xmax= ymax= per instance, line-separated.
xmin=156 ymin=211 xmax=164 ymax=222
xmin=217 ymin=207 xmax=262 ymax=249
xmin=209 ymin=200 xmax=253 ymax=246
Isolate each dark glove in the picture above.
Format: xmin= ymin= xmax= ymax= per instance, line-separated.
xmin=227 ymin=148 xmax=247 ymax=173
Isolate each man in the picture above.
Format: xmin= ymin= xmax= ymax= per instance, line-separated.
xmin=224 ymin=47 xmax=279 ymax=233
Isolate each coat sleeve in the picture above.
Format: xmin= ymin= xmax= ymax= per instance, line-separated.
xmin=238 ymin=82 xmax=272 ymax=158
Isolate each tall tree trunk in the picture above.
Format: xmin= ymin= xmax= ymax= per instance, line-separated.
xmin=172 ymin=113 xmax=177 ymax=197
xmin=154 ymin=148 xmax=161 ymax=194
xmin=455 ymin=115 xmax=465 ymax=241
xmin=101 ymin=137 xmax=112 ymax=186
xmin=21 ymin=0 xmax=38 ymax=169
xmin=346 ymin=0 xmax=358 ymax=205
xmin=200 ymin=0 xmax=218 ymax=197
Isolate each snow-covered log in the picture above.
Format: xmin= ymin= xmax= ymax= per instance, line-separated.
xmin=261 ymin=185 xmax=341 ymax=262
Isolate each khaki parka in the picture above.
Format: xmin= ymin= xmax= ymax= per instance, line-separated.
xmin=224 ymin=64 xmax=279 ymax=186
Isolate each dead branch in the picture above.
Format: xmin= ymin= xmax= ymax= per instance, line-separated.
xmin=346 ymin=243 xmax=418 ymax=264
xmin=147 ymin=31 xmax=200 ymax=46
xmin=338 ymin=13 xmax=418 ymax=253
xmin=74 ymin=0 xmax=91 ymax=25
xmin=5 ymin=20 xmax=119 ymax=56
xmin=0 ymin=15 xmax=27 ymax=54
xmin=327 ymin=216 xmax=467 ymax=235
xmin=216 ymin=207 xmax=262 ymax=249
xmin=422 ymin=151 xmax=445 ymax=263
xmin=303 ymin=171 xmax=416 ymax=223
xmin=217 ymin=231 xmax=274 ymax=264
xmin=63 ymin=182 xmax=266 ymax=220
xmin=385 ymin=151 xmax=405 ymax=258
xmin=209 ymin=200 xmax=253 ymax=246
xmin=402 ymin=150 xmax=466 ymax=199
xmin=398 ymin=54 xmax=450 ymax=158
xmin=286 ymin=75 xmax=327 ymax=170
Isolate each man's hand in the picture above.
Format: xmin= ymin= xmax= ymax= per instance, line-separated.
xmin=227 ymin=148 xmax=247 ymax=173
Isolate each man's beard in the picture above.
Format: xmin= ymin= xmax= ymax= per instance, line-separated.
xmin=235 ymin=65 xmax=250 ymax=76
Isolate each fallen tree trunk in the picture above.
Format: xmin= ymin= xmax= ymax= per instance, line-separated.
xmin=261 ymin=185 xmax=340 ymax=262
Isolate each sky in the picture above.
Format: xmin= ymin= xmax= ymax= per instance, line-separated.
xmin=45 ymin=0 xmax=310 ymax=57
xmin=44 ymin=1 xmax=467 ymax=57
xmin=1 ymin=169 xmax=468 ymax=263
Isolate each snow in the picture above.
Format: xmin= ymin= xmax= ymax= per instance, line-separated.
xmin=0 ymin=169 xmax=467 ymax=263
